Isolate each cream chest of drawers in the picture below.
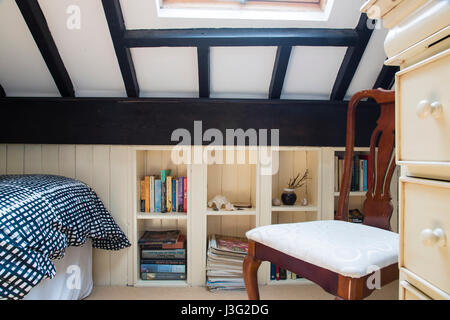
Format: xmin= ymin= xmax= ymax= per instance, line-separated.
xmin=362 ymin=0 xmax=450 ymax=300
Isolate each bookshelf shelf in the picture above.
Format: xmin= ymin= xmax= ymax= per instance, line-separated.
xmin=136 ymin=212 xmax=188 ymax=220
xmin=271 ymin=205 xmax=318 ymax=212
xmin=206 ymin=208 xmax=257 ymax=216
xmin=135 ymin=280 xmax=188 ymax=287
xmin=333 ymin=191 xmax=366 ymax=197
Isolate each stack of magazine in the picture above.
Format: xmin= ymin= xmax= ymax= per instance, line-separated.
xmin=206 ymin=234 xmax=248 ymax=291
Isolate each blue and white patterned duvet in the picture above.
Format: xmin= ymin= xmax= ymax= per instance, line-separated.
xmin=0 ymin=175 xmax=130 ymax=300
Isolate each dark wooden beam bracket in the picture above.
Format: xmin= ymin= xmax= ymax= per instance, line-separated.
xmin=197 ymin=46 xmax=210 ymax=98
xmin=16 ymin=0 xmax=74 ymax=97
xmin=269 ymin=46 xmax=292 ymax=99
xmin=330 ymin=14 xmax=375 ymax=101
xmin=373 ymin=64 xmax=399 ymax=90
xmin=101 ymin=0 xmax=139 ymax=98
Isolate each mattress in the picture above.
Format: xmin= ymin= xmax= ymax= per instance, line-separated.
xmin=24 ymin=241 xmax=93 ymax=300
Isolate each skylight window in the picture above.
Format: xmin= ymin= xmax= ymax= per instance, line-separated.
xmin=157 ymin=0 xmax=334 ymax=21
xmin=162 ymin=0 xmax=327 ymax=12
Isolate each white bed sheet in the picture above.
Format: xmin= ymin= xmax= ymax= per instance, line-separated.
xmin=24 ymin=241 xmax=93 ymax=300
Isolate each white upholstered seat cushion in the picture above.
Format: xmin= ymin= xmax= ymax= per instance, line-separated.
xmin=246 ymin=220 xmax=398 ymax=278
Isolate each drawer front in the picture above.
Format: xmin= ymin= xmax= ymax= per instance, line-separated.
xmin=396 ymin=49 xmax=450 ymax=162
xmin=400 ymin=281 xmax=432 ymax=300
xmin=401 ymin=178 xmax=450 ymax=294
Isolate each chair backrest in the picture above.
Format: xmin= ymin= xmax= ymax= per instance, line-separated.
xmin=336 ymin=89 xmax=396 ymax=231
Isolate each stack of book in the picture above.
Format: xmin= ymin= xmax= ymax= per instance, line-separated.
xmin=206 ymin=234 xmax=248 ymax=291
xmin=139 ymin=230 xmax=186 ymax=281
xmin=140 ymin=169 xmax=187 ymax=214
xmin=334 ymin=154 xmax=370 ymax=193
xmin=270 ymin=264 xmax=302 ymax=281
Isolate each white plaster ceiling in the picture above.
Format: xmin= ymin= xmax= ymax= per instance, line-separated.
xmin=0 ymin=0 xmax=389 ymax=99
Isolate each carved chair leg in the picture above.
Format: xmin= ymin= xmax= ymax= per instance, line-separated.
xmin=243 ymin=254 xmax=262 ymax=300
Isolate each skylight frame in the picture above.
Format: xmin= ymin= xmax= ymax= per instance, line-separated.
xmin=156 ymin=0 xmax=334 ymax=22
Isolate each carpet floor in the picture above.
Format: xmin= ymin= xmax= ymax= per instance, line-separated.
xmin=85 ymin=281 xmax=399 ymax=300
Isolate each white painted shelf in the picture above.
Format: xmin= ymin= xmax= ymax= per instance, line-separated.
xmin=135 ymin=280 xmax=189 ymax=288
xmin=206 ymin=207 xmax=257 ymax=216
xmin=333 ymin=191 xmax=366 ymax=196
xmin=271 ymin=205 xmax=318 ymax=212
xmin=136 ymin=212 xmax=188 ymax=220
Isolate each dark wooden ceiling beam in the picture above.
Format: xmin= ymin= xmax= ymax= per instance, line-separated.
xmin=0 ymin=97 xmax=379 ymax=147
xmin=197 ymin=46 xmax=210 ymax=98
xmin=269 ymin=46 xmax=292 ymax=99
xmin=330 ymin=14 xmax=374 ymax=101
xmin=123 ymin=28 xmax=359 ymax=47
xmin=16 ymin=0 xmax=74 ymax=97
xmin=101 ymin=0 xmax=139 ymax=98
xmin=373 ymin=64 xmax=399 ymax=90
xmin=0 ymin=85 xmax=5 ymax=98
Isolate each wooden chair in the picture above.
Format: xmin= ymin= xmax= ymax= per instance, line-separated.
xmin=243 ymin=89 xmax=398 ymax=300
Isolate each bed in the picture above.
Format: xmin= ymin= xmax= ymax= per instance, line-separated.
xmin=24 ymin=241 xmax=93 ymax=300
xmin=0 ymin=175 xmax=130 ymax=300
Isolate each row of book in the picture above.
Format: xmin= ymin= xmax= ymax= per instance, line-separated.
xmin=206 ymin=234 xmax=248 ymax=291
xmin=270 ymin=264 xmax=303 ymax=281
xmin=334 ymin=155 xmax=370 ymax=193
xmin=140 ymin=169 xmax=187 ymax=213
xmin=139 ymin=230 xmax=186 ymax=281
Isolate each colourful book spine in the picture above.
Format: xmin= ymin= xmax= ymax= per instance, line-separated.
xmin=144 ymin=176 xmax=150 ymax=212
xmin=154 ymin=179 xmax=161 ymax=213
xmin=149 ymin=176 xmax=155 ymax=213
xmin=286 ymin=270 xmax=292 ymax=280
xmin=161 ymin=170 xmax=167 ymax=213
xmin=140 ymin=180 xmax=145 ymax=212
xmin=183 ymin=176 xmax=187 ymax=213
xmin=359 ymin=160 xmax=364 ymax=192
xmin=166 ymin=176 xmax=172 ymax=212
xmin=141 ymin=272 xmax=186 ymax=281
xmin=141 ymin=264 xmax=186 ymax=273
xmin=172 ymin=179 xmax=177 ymax=212
xmin=178 ymin=177 xmax=184 ymax=212
xmin=276 ymin=265 xmax=280 ymax=281
xmin=363 ymin=160 xmax=368 ymax=191
xmin=270 ymin=263 xmax=276 ymax=280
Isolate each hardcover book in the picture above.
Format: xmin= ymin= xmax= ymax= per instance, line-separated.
xmin=140 ymin=259 xmax=186 ymax=265
xmin=144 ymin=176 xmax=150 ymax=212
xmin=178 ymin=177 xmax=184 ymax=212
xmin=141 ymin=249 xmax=186 ymax=260
xmin=141 ymin=264 xmax=186 ymax=274
xmin=183 ymin=177 xmax=187 ymax=213
xmin=141 ymin=272 xmax=186 ymax=281
xmin=172 ymin=179 xmax=177 ymax=212
xmin=138 ymin=230 xmax=180 ymax=245
xmin=140 ymin=234 xmax=186 ymax=250
xmin=140 ymin=180 xmax=145 ymax=212
xmin=154 ymin=179 xmax=161 ymax=213
xmin=149 ymin=176 xmax=155 ymax=213
xmin=166 ymin=176 xmax=172 ymax=212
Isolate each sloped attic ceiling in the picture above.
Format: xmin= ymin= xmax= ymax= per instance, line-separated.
xmin=0 ymin=0 xmax=391 ymax=100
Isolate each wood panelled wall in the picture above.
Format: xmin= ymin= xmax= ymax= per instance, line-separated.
xmin=0 ymin=144 xmax=131 ymax=286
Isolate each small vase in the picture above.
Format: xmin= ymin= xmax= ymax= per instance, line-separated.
xmin=281 ymin=188 xmax=297 ymax=206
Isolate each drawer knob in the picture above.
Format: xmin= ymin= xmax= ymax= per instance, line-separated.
xmin=430 ymin=102 xmax=443 ymax=119
xmin=417 ymin=100 xmax=444 ymax=119
xmin=420 ymin=228 xmax=447 ymax=247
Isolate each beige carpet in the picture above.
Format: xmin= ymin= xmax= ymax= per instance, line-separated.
xmin=86 ymin=281 xmax=398 ymax=300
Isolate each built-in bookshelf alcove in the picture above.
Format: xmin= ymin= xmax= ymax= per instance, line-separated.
xmin=133 ymin=147 xmax=191 ymax=287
